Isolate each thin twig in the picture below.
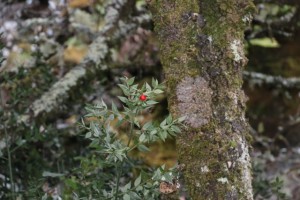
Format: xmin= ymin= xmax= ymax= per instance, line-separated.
xmin=115 ymin=113 xmax=135 ymax=200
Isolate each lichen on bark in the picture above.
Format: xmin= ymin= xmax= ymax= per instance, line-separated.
xmin=149 ymin=0 xmax=255 ymax=199
xmin=176 ymin=76 xmax=212 ymax=128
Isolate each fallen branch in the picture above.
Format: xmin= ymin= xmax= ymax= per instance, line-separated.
xmin=254 ymin=0 xmax=300 ymax=5
xmin=243 ymin=71 xmax=300 ymax=89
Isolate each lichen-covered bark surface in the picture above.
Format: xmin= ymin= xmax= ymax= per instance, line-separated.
xmin=149 ymin=0 xmax=255 ymax=199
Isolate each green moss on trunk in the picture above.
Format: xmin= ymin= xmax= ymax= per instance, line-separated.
xmin=149 ymin=0 xmax=255 ymax=199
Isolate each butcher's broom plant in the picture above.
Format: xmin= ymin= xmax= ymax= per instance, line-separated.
xmin=77 ymin=77 xmax=185 ymax=199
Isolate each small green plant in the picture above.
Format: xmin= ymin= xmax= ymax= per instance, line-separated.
xmin=253 ymin=162 xmax=287 ymax=200
xmin=71 ymin=77 xmax=185 ymax=199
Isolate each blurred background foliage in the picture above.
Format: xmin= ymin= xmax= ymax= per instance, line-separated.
xmin=0 ymin=0 xmax=300 ymax=199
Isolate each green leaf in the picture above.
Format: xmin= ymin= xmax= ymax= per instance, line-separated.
xmin=171 ymin=125 xmax=181 ymax=133
xmin=150 ymin=129 xmax=157 ymax=135
xmin=105 ymin=133 xmax=111 ymax=144
xmin=102 ymin=190 xmax=108 ymax=197
xmin=124 ymin=182 xmax=131 ymax=191
xmin=128 ymin=191 xmax=139 ymax=199
xmin=120 ymin=77 xmax=127 ymax=83
xmin=142 ymin=121 xmax=152 ymax=130
xmin=146 ymin=100 xmax=158 ymax=105
xmin=42 ymin=194 xmax=48 ymax=200
xmin=111 ymin=102 xmax=118 ymax=113
xmin=154 ymin=79 xmax=159 ymax=87
xmin=91 ymin=122 xmax=101 ymax=137
xmin=85 ymin=106 xmax=95 ymax=113
xmin=134 ymin=174 xmax=142 ymax=187
xmin=153 ymin=89 xmax=163 ymax=94
xmin=160 ymin=119 xmax=167 ymax=127
xmin=146 ymin=83 xmax=151 ymax=91
xmin=168 ymin=130 xmax=177 ymax=137
xmin=141 ymin=83 xmax=146 ymax=91
xmin=101 ymin=99 xmax=107 ymax=109
xmin=118 ymin=96 xmax=128 ymax=103
xmin=136 ymin=185 xmax=143 ymax=191
xmin=151 ymin=78 xmax=156 ymax=88
xmin=127 ymin=77 xmax=135 ymax=85
xmin=166 ymin=115 xmax=172 ymax=124
xmin=159 ymin=131 xmax=168 ymax=141
xmin=177 ymin=116 xmax=186 ymax=123
xmin=131 ymin=84 xmax=138 ymax=91
xmin=116 ymin=153 xmax=123 ymax=161
xmin=152 ymin=168 xmax=162 ymax=181
xmin=16 ymin=138 xmax=26 ymax=147
xmin=118 ymin=84 xmax=130 ymax=96
xmin=123 ymin=194 xmax=130 ymax=200
xmin=81 ymin=117 xmax=85 ymax=127
xmin=89 ymin=139 xmax=99 ymax=147
xmin=134 ymin=119 xmax=140 ymax=128
xmin=156 ymin=79 xmax=159 ymax=86
xmin=85 ymin=132 xmax=92 ymax=138
xmin=163 ymin=172 xmax=173 ymax=182
xmin=137 ymin=144 xmax=150 ymax=152
xmin=139 ymin=134 xmax=146 ymax=142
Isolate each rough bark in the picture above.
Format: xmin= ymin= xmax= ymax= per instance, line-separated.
xmin=149 ymin=0 xmax=255 ymax=199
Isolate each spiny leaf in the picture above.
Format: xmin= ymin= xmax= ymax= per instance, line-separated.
xmin=134 ymin=174 xmax=142 ymax=187
xmin=118 ymin=96 xmax=128 ymax=103
xmin=127 ymin=77 xmax=135 ymax=86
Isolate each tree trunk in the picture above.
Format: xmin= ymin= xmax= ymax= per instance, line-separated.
xmin=149 ymin=0 xmax=255 ymax=199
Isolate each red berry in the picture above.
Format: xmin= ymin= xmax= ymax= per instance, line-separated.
xmin=139 ymin=94 xmax=147 ymax=101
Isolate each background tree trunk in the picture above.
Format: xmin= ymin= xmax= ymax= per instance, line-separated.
xmin=149 ymin=0 xmax=255 ymax=199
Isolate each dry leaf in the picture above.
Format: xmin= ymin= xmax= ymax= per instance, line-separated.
xmin=159 ymin=181 xmax=178 ymax=194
